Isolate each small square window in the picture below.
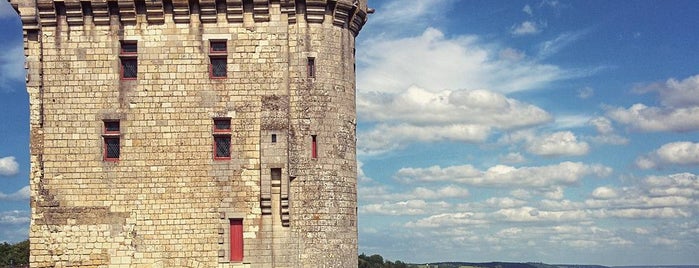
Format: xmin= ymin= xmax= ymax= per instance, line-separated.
xmin=214 ymin=118 xmax=231 ymax=132
xmin=210 ymin=41 xmax=227 ymax=53
xmin=104 ymin=121 xmax=120 ymax=133
xmin=121 ymin=42 xmax=137 ymax=54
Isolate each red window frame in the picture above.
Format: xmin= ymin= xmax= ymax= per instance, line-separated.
xmin=210 ymin=40 xmax=227 ymax=79
xmin=230 ymin=219 xmax=243 ymax=262
xmin=311 ymin=135 xmax=317 ymax=159
xmin=120 ymin=41 xmax=137 ymax=80
xmin=213 ymin=118 xmax=232 ymax=160
xmin=103 ymin=120 xmax=120 ymax=162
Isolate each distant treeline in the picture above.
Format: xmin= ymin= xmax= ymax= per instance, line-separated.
xmin=0 ymin=239 xmax=29 ymax=267
xmin=359 ymin=253 xmax=415 ymax=268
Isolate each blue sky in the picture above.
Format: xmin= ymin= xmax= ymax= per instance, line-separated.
xmin=1 ymin=0 xmax=699 ymax=266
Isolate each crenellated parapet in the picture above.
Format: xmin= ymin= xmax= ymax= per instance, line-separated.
xmin=10 ymin=0 xmax=369 ymax=36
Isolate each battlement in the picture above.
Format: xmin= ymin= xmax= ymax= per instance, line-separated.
xmin=10 ymin=0 xmax=368 ymax=36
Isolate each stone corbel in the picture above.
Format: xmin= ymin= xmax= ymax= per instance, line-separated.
xmin=225 ymin=0 xmax=243 ymax=23
xmin=172 ymin=0 xmax=190 ymax=23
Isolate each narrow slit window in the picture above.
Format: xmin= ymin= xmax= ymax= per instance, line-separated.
xmin=307 ymin=57 xmax=315 ymax=78
xmin=311 ymin=135 xmax=317 ymax=159
xmin=103 ymin=120 xmax=120 ymax=161
xmin=213 ymin=118 xmax=232 ymax=160
xmin=210 ymin=40 xmax=227 ymax=79
xmin=229 ymin=219 xmax=244 ymax=262
xmin=120 ymin=41 xmax=137 ymax=80
xmin=271 ymin=134 xmax=277 ymax=143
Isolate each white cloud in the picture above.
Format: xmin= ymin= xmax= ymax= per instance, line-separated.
xmin=0 ymin=210 xmax=29 ymax=225
xmin=396 ymin=161 xmax=612 ymax=188
xmin=607 ymin=104 xmax=699 ymax=132
xmin=511 ymin=21 xmax=541 ymax=36
xmin=525 ymin=131 xmax=590 ymax=156
xmin=358 ymin=123 xmax=490 ymax=154
xmin=636 ymin=141 xmax=699 ymax=169
xmin=500 ymin=152 xmax=526 ymax=164
xmin=537 ymin=31 xmax=586 ymax=59
xmin=357 ymin=87 xmax=552 ymax=153
xmin=0 ymin=156 xmax=19 ymax=176
xmin=485 ymin=197 xmax=527 ymax=208
xmin=522 ymin=4 xmax=533 ymax=16
xmin=368 ymin=0 xmax=455 ymax=32
xmin=608 ymin=74 xmax=699 ymax=132
xmin=589 ymin=117 xmax=613 ymax=135
xmin=358 ymin=28 xmax=570 ymax=95
xmin=361 ymin=199 xmax=451 ymax=216
xmin=0 ymin=42 xmax=25 ymax=91
xmin=405 ymin=212 xmax=488 ymax=228
xmin=591 ymin=186 xmax=618 ymax=199
xmin=587 ymin=117 xmax=629 ymax=145
xmin=0 ymin=186 xmax=29 ymax=201
xmin=635 ymin=74 xmax=699 ymax=108
xmin=577 ymin=87 xmax=594 ymax=99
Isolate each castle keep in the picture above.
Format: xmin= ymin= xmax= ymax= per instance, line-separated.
xmin=10 ymin=0 xmax=368 ymax=266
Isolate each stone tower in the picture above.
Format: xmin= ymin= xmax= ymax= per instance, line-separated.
xmin=11 ymin=0 xmax=368 ymax=266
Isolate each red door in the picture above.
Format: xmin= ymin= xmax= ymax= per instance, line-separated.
xmin=230 ymin=219 xmax=243 ymax=261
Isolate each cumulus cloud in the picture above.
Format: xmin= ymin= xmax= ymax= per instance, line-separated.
xmin=358 ymin=28 xmax=570 ymax=94
xmin=405 ymin=212 xmax=488 ymax=228
xmin=0 ymin=210 xmax=29 ymax=225
xmin=522 ymin=4 xmax=533 ymax=16
xmin=591 ymin=186 xmax=618 ymax=199
xmin=525 ymin=131 xmax=589 ymax=156
xmin=607 ymin=104 xmax=699 ymax=132
xmin=367 ymin=0 xmax=455 ymax=32
xmin=635 ymin=74 xmax=699 ymax=108
xmin=0 ymin=156 xmax=19 ymax=176
xmin=608 ymin=74 xmax=699 ymax=132
xmin=0 ymin=186 xmax=29 ymax=201
xmin=511 ymin=21 xmax=542 ymax=36
xmin=361 ymin=199 xmax=451 ymax=216
xmin=396 ymin=161 xmax=612 ymax=188
xmin=0 ymin=43 xmax=25 ymax=92
xmin=357 ymin=87 xmax=552 ymax=153
xmin=577 ymin=87 xmax=594 ymax=99
xmin=500 ymin=152 xmax=526 ymax=164
xmin=636 ymin=141 xmax=699 ymax=169
xmin=589 ymin=117 xmax=613 ymax=135
xmin=587 ymin=117 xmax=629 ymax=145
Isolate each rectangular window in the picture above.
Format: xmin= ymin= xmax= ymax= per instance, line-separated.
xmin=230 ymin=219 xmax=243 ymax=262
xmin=120 ymin=41 xmax=137 ymax=80
xmin=271 ymin=134 xmax=277 ymax=143
xmin=311 ymin=135 xmax=317 ymax=159
xmin=213 ymin=118 xmax=232 ymax=160
xmin=307 ymin=57 xmax=315 ymax=78
xmin=103 ymin=120 xmax=120 ymax=161
xmin=210 ymin=40 xmax=227 ymax=79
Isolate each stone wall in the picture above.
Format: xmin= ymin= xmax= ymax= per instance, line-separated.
xmin=11 ymin=0 xmax=368 ymax=267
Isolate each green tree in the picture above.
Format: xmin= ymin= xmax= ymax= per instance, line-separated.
xmin=0 ymin=239 xmax=29 ymax=267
